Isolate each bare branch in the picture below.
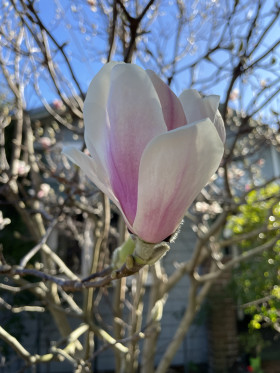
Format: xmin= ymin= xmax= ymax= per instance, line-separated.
xmin=195 ymin=234 xmax=280 ymax=282
xmin=0 ymin=297 xmax=45 ymax=313
xmin=20 ymin=218 xmax=58 ymax=267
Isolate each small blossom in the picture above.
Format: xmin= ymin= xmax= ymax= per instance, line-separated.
xmin=195 ymin=201 xmax=222 ymax=214
xmin=87 ymin=0 xmax=96 ymax=11
xmin=37 ymin=183 xmax=51 ymax=199
xmin=245 ymin=184 xmax=251 ymax=191
xmin=38 ymin=136 xmax=52 ymax=149
xmin=17 ymin=160 xmax=30 ymax=176
xmin=53 ymin=99 xmax=65 ymax=111
xmin=229 ymin=88 xmax=239 ymax=101
xmin=63 ymin=62 xmax=225 ymax=243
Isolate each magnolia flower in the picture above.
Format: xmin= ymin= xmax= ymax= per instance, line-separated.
xmin=63 ymin=62 xmax=225 ymax=243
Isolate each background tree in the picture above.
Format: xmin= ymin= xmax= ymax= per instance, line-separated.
xmin=0 ymin=0 xmax=280 ymax=372
xmin=229 ymin=183 xmax=280 ymax=333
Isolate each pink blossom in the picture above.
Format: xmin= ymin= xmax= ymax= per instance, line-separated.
xmin=39 ymin=137 xmax=52 ymax=149
xmin=63 ymin=62 xmax=225 ymax=243
xmin=53 ymin=99 xmax=65 ymax=111
xmin=37 ymin=183 xmax=51 ymax=199
xmin=17 ymin=160 xmax=30 ymax=176
xmin=229 ymin=88 xmax=239 ymax=101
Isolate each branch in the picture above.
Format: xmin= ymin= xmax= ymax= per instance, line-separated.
xmin=161 ymin=260 xmax=191 ymax=296
xmin=0 ymin=326 xmax=53 ymax=364
xmin=23 ymin=0 xmax=85 ymax=100
xmin=189 ymin=211 xmax=228 ymax=273
xmin=0 ymin=282 xmax=42 ymax=293
xmin=0 ymin=326 xmax=32 ymax=362
xmin=20 ymin=219 xmax=58 ymax=267
xmin=0 ymin=323 xmax=91 ymax=367
xmin=156 ymin=264 xmax=216 ymax=373
xmin=195 ymin=234 xmax=280 ymax=282
xmin=0 ymin=297 xmax=44 ymax=313
xmin=117 ymin=0 xmax=156 ymax=62
xmin=89 ymin=320 xmax=129 ymax=355
xmin=155 ymin=279 xmax=198 ymax=373
xmin=107 ymin=0 xmax=118 ymax=62
xmin=41 ymin=243 xmax=80 ymax=281
xmin=0 ymin=256 xmax=146 ymax=292
xmin=113 ymin=217 xmax=128 ymax=372
xmin=219 ymin=224 xmax=280 ymax=248
xmin=240 ymin=295 xmax=273 ymax=309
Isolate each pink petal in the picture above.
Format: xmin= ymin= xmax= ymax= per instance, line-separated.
xmin=132 ymin=119 xmax=224 ymax=243
xmin=146 ymin=70 xmax=187 ymax=130
xmin=83 ymin=62 xmax=123 ymax=170
xmin=106 ymin=64 xmax=167 ymax=224
xmin=62 ymin=146 xmax=134 ymax=232
xmin=179 ymin=89 xmax=226 ymax=143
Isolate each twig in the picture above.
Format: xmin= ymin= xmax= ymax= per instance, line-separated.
xmin=0 ymin=257 xmax=145 ymax=292
xmin=194 ymin=234 xmax=280 ymax=282
xmin=41 ymin=244 xmax=80 ymax=281
xmin=240 ymin=295 xmax=273 ymax=309
xmin=0 ymin=297 xmax=45 ymax=313
xmin=20 ymin=219 xmax=58 ymax=268
xmin=91 ymin=324 xmax=147 ymax=360
xmin=0 ymin=325 xmax=34 ymax=363
xmin=55 ymin=324 xmax=89 ymax=350
xmin=0 ymin=282 xmax=42 ymax=293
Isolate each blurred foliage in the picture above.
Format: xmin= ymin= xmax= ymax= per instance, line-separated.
xmin=228 ymin=183 xmax=280 ymax=332
xmin=239 ymin=330 xmax=270 ymax=357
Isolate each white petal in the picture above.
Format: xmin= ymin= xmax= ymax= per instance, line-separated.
xmin=132 ymin=119 xmax=224 ymax=243
xmin=84 ymin=102 xmax=109 ymax=169
xmin=84 ymin=62 xmax=123 ymax=109
xmin=62 ymin=146 xmax=113 ymax=200
xmin=83 ymin=62 xmax=123 ymax=169
xmin=213 ymin=109 xmax=226 ymax=144
xmin=62 ymin=146 xmax=135 ymax=232
xmin=179 ymin=89 xmax=226 ymax=143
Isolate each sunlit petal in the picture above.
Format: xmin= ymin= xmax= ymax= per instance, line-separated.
xmin=106 ymin=64 xmax=167 ymax=223
xmin=146 ymin=70 xmax=187 ymax=130
xmin=83 ymin=62 xmax=122 ymax=169
xmin=179 ymin=89 xmax=226 ymax=143
xmin=133 ymin=119 xmax=224 ymax=243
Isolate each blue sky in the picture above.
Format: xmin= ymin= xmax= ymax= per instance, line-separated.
xmin=6 ymin=0 xmax=279 ymax=122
